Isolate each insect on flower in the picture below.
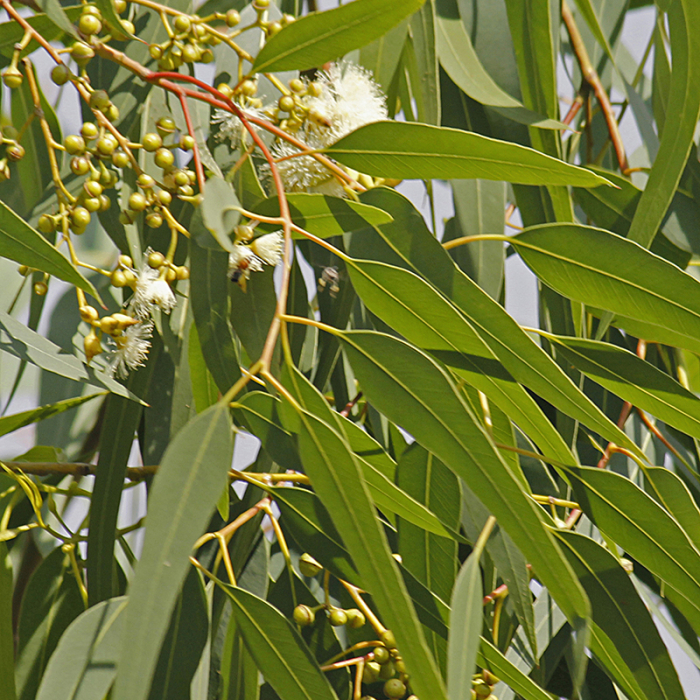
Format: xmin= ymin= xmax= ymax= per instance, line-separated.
xmin=318 ymin=266 xmax=340 ymax=297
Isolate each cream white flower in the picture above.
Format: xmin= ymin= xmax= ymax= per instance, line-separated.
xmin=130 ymin=250 xmax=176 ymax=317
xmin=251 ymin=231 xmax=283 ymax=266
xmin=270 ymin=62 xmax=387 ymax=195
xmin=228 ymin=244 xmax=263 ymax=281
xmin=212 ymin=105 xmax=266 ymax=149
xmin=110 ymin=321 xmax=153 ymax=379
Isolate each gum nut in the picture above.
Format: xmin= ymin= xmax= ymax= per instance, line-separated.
xmin=328 ymin=609 xmax=348 ymax=627
xmin=346 ymin=609 xmax=366 ymax=629
xmin=51 ymin=64 xmax=71 ymax=85
xmin=383 ymin=679 xmax=406 ymax=699
xmin=474 ymin=681 xmax=491 ymax=698
xmin=363 ymin=662 xmax=381 ymax=684
xmin=33 ymin=281 xmax=48 ymax=296
xmin=292 ymin=605 xmax=315 ymax=626
xmin=380 ymin=629 xmax=397 ymax=650
xmin=81 ymin=122 xmax=100 ymax=140
xmin=378 ymin=660 xmax=395 ymax=680
xmin=373 ymin=646 xmax=390 ymax=665
xmin=80 ymin=305 xmax=99 ymax=323
xmin=298 ymin=553 xmax=322 ymax=577
xmin=111 ymin=269 xmax=127 ymax=287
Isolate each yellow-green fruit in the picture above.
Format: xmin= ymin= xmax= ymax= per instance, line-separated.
xmin=149 ymin=44 xmax=163 ymax=60
xmin=81 ymin=122 xmax=99 ymax=140
xmin=71 ymin=206 xmax=91 ymax=228
xmin=278 ymin=95 xmax=295 ymax=113
xmin=89 ymin=90 xmax=110 ymax=111
xmin=111 ymin=151 xmax=129 ymax=168
xmin=96 ymin=134 xmax=118 ymax=155
xmin=154 ymin=147 xmax=175 ymax=169
xmin=81 ymin=4 xmax=101 ymax=16
xmin=363 ymin=662 xmax=381 ymax=685
xmin=137 ymin=173 xmax=156 ymax=189
xmin=105 ymin=104 xmax=120 ymax=122
xmin=298 ymin=553 xmax=322 ymax=577
xmin=146 ymin=211 xmax=163 ymax=228
xmin=378 ymin=660 xmax=395 ymax=680
xmin=128 ymin=192 xmax=147 ymax=211
xmin=119 ymin=254 xmax=133 ymax=268
xmin=84 ymin=332 xmax=102 ymax=359
xmin=37 ymin=215 xmax=55 ymax=234
xmin=156 ymin=116 xmax=176 ymax=135
xmin=71 ymin=156 xmax=90 ymax=176
xmin=84 ymin=180 xmax=103 ymax=198
xmin=217 ymin=83 xmax=233 ymax=99
xmin=240 ymin=79 xmax=256 ymax=97
xmin=111 ymin=269 xmax=128 ymax=287
xmin=383 ymin=679 xmax=406 ymax=699
xmin=200 ymin=48 xmax=214 ymax=63
xmin=179 ymin=135 xmax=195 ymax=151
xmin=2 ymin=67 xmax=22 ymax=89
xmin=157 ymin=190 xmax=173 ymax=206
xmin=78 ymin=13 xmax=102 ymax=35
xmin=473 ymin=681 xmax=491 ymax=698
xmin=482 ymin=671 xmax=499 ymax=686
xmin=84 ymin=197 xmax=101 ymax=212
xmin=176 ymin=265 xmax=189 ymax=280
xmin=165 ymin=266 xmax=177 ymax=283
xmin=226 ymin=9 xmax=240 ymax=26
xmin=99 ymin=194 xmax=111 ymax=211
xmin=7 ymin=144 xmax=25 ymax=162
xmin=292 ymin=605 xmax=315 ymax=627
xmin=173 ymin=14 xmax=191 ymax=32
xmin=71 ymin=42 xmax=95 ymax=65
xmin=173 ymin=170 xmax=190 ymax=187
xmin=346 ymin=609 xmax=366 ymax=629
xmin=178 ymin=184 xmax=194 ymax=197
xmin=115 ymin=0 xmax=127 ymax=12
xmin=267 ymin=20 xmax=282 ymax=36
xmin=18 ymin=265 xmax=29 ymax=276
xmin=51 ymin=64 xmax=71 ymax=85
xmin=148 ymin=251 xmax=165 ymax=268
xmin=182 ymin=43 xmax=200 ymax=63
xmin=65 ymin=134 xmax=86 ymax=155
xmin=142 ymin=132 xmax=163 ymax=152
xmin=80 ymin=305 xmax=99 ymax=323
xmin=373 ymin=647 xmax=390 ymax=665
xmin=34 ymin=281 xmax=48 ymax=296
xmin=99 ymin=315 xmax=118 ymax=334
xmin=289 ymin=78 xmax=305 ymax=93
xmin=121 ymin=19 xmax=135 ymax=34
xmin=380 ymin=630 xmax=397 ymax=650
xmin=328 ymin=609 xmax=348 ymax=627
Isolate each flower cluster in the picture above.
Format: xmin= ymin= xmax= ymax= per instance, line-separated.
xmin=105 ymin=249 xmax=178 ymax=377
xmin=228 ymin=231 xmax=283 ymax=286
xmin=273 ymin=62 xmax=387 ymax=196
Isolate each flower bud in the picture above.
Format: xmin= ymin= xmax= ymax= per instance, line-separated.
xmin=292 ymin=605 xmax=315 ymax=626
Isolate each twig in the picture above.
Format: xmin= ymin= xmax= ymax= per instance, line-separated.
xmin=562 ymin=0 xmax=628 ymax=172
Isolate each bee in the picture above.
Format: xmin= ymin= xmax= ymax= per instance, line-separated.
xmin=228 ymin=256 xmax=252 ymax=291
xmin=318 ymin=266 xmax=340 ymax=297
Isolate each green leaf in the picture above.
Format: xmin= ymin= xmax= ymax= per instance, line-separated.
xmin=188 ymin=322 xmax=219 ymax=413
xmin=447 ymin=522 xmax=490 ymax=700
xmin=571 ymin=0 xmax=616 ymax=65
xmin=545 ymin=335 xmax=700 ymax=441
xmin=252 ymin=194 xmax=393 ymax=238
xmin=0 ymin=201 xmax=100 ymax=301
xmin=35 ymin=597 xmax=127 ymax=700
xmin=564 ymin=465 xmax=700 ymax=635
xmin=644 ymin=467 xmax=700 ymax=553
xmin=222 ymin=585 xmax=338 ymax=700
xmin=511 ymin=223 xmax=700 ymax=355
xmin=252 ymin=0 xmax=426 ymax=73
xmin=272 ymin=486 xmax=359 ymax=585
xmin=358 ymin=18 xmax=409 ymax=95
xmin=477 ymin=639 xmax=556 ymax=700
xmin=0 ymin=544 xmax=15 ymax=700
xmin=0 ymin=311 xmax=135 ymax=399
xmin=435 ymin=0 xmax=565 ymax=128
xmin=326 ymin=122 xmax=611 ymax=186
xmin=0 ymin=393 xmax=103 ymax=439
xmin=556 ymin=531 xmax=685 ymax=700
xmin=35 ymin=0 xmax=78 ymax=37
xmin=15 ymin=548 xmax=85 ymax=700
xmin=626 ymin=0 xmax=700 ymax=248
xmin=409 ymin=0 xmax=440 ymax=125
xmin=88 ymin=353 xmax=159 ymax=605
xmin=189 ymin=240 xmax=242 ymax=394
xmin=113 ymin=404 xmax=233 ymax=700
xmin=0 ymin=7 xmax=82 ymax=62
xmin=92 ymin=0 xmax=134 ymax=39
xmin=148 ymin=568 xmax=209 ymax=700
xmin=337 ymin=330 xmax=589 ymax=623
xmin=353 ymin=187 xmax=638 ymax=462
xmin=200 ymin=175 xmax=240 ymax=252
xmin=283 ymin=367 xmax=449 ymax=700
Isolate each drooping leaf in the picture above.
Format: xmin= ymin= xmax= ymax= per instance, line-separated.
xmin=223 ymin=585 xmax=339 ymax=700
xmin=510 ymin=224 xmax=700 ymax=355
xmin=337 ymin=330 xmax=589 ymax=623
xmin=113 ymin=404 xmax=233 ymax=700
xmin=0 ymin=201 xmax=100 ymax=301
xmin=326 ymin=122 xmax=611 ymax=186
xmin=35 ymin=597 xmax=127 ymax=700
xmin=252 ymin=0 xmax=426 ymax=73
xmin=0 ymin=544 xmax=15 ymax=700
xmin=252 ymin=194 xmax=393 ymax=238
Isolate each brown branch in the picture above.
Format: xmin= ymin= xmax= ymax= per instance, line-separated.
xmin=562 ymin=0 xmax=628 ymax=172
